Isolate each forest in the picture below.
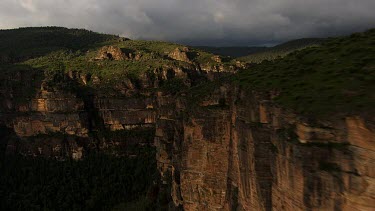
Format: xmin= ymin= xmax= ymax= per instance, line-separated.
xmin=0 ymin=148 xmax=157 ymax=210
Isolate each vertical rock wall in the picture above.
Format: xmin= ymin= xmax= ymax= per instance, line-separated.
xmin=155 ymin=85 xmax=375 ymax=210
xmin=0 ymin=67 xmax=373 ymax=210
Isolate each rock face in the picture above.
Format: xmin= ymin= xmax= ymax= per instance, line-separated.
xmin=0 ymin=63 xmax=374 ymax=210
xmin=169 ymin=47 xmax=192 ymax=63
xmin=155 ymin=84 xmax=375 ymax=210
xmin=0 ymin=86 xmax=156 ymax=158
xmin=0 ymin=61 xmax=235 ymax=158
xmin=96 ymin=46 xmax=126 ymax=60
xmin=211 ymin=55 xmax=222 ymax=63
xmin=0 ymin=67 xmax=158 ymax=158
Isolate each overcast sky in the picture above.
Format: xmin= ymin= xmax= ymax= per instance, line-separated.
xmin=1 ymin=0 xmax=375 ymax=46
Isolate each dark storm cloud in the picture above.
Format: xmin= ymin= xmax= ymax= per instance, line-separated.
xmin=1 ymin=0 xmax=375 ymax=46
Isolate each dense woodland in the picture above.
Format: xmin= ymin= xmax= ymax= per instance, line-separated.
xmin=0 ymin=27 xmax=118 ymax=62
xmin=190 ymin=29 xmax=375 ymax=118
xmin=235 ymin=30 xmax=375 ymax=116
xmin=0 ymin=149 xmax=157 ymax=210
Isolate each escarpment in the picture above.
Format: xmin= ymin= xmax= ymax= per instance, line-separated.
xmin=0 ymin=27 xmax=238 ymax=159
xmin=0 ymin=27 xmax=374 ymax=210
xmin=153 ymin=30 xmax=375 ymax=210
xmin=155 ymin=84 xmax=375 ymax=210
xmin=0 ymin=60 xmax=235 ymax=158
xmin=2 ymin=70 xmax=373 ymax=209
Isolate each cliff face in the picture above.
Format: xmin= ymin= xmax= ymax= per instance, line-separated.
xmin=1 ymin=67 xmax=374 ymax=210
xmin=1 ymin=89 xmax=157 ymax=158
xmin=2 ymin=27 xmax=374 ymax=211
xmin=0 ymin=62 xmax=232 ymax=158
xmin=1 ymin=70 xmax=374 ymax=210
xmin=0 ymin=67 xmax=158 ymax=158
xmin=155 ymin=84 xmax=375 ymax=210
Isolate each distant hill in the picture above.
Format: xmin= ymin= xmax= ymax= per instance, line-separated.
xmin=239 ymin=38 xmax=326 ymax=63
xmin=195 ymin=38 xmax=325 ymax=62
xmin=0 ymin=27 xmax=119 ymax=62
xmin=194 ymin=46 xmax=267 ymax=58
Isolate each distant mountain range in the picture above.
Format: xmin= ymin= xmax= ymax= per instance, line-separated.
xmin=195 ymin=38 xmax=326 ymax=63
xmin=193 ymin=46 xmax=268 ymax=58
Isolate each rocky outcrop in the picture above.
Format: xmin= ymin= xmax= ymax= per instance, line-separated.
xmin=155 ymin=84 xmax=375 ymax=210
xmin=211 ymin=55 xmax=222 ymax=63
xmin=94 ymin=45 xmax=143 ymax=61
xmin=96 ymin=45 xmax=126 ymax=60
xmin=169 ymin=47 xmax=192 ymax=63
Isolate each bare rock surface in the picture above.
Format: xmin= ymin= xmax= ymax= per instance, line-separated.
xmin=169 ymin=47 xmax=192 ymax=63
xmin=96 ymin=46 xmax=126 ymax=60
xmin=155 ymin=84 xmax=375 ymax=210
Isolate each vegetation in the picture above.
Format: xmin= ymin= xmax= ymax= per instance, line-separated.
xmin=239 ymin=38 xmax=325 ymax=63
xmin=234 ymin=29 xmax=375 ymax=117
xmin=0 ymin=63 xmax=43 ymax=104
xmin=161 ymin=78 xmax=189 ymax=94
xmin=0 ymin=27 xmax=118 ymax=62
xmin=195 ymin=39 xmax=324 ymax=59
xmin=0 ymin=27 xmax=237 ymax=94
xmin=195 ymin=46 xmax=267 ymax=58
xmin=0 ymin=150 xmax=157 ymax=211
xmin=187 ymin=76 xmax=231 ymax=104
xmin=23 ymin=47 xmax=170 ymax=89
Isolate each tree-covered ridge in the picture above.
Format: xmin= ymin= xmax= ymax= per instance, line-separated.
xmin=194 ymin=46 xmax=268 ymax=58
xmin=0 ymin=27 xmax=119 ymax=62
xmin=0 ymin=27 xmax=237 ymax=95
xmin=239 ymin=38 xmax=325 ymax=63
xmin=234 ymin=29 xmax=375 ymax=117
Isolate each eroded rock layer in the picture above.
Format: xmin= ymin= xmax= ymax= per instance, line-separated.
xmin=155 ymin=84 xmax=375 ymax=210
xmin=0 ymin=69 xmax=373 ymax=210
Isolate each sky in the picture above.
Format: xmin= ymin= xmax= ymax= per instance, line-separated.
xmin=1 ymin=0 xmax=375 ymax=46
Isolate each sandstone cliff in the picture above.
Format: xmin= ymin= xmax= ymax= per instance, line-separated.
xmin=155 ymin=84 xmax=375 ymax=210
xmin=1 ymin=61 xmax=374 ymax=211
xmin=1 ymin=74 xmax=373 ymax=210
xmin=0 ymin=57 xmax=235 ymax=159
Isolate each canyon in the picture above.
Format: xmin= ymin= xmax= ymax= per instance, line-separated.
xmin=0 ymin=27 xmax=374 ymax=210
xmin=1 ymin=61 xmax=374 ymax=211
